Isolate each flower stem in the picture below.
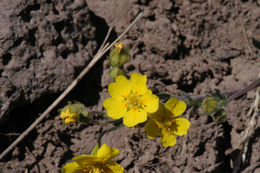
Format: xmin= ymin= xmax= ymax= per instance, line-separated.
xmin=170 ymin=77 xmax=260 ymax=103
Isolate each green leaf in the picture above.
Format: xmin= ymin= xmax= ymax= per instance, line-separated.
xmin=215 ymin=110 xmax=227 ymax=123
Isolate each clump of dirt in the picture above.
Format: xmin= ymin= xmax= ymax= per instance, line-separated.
xmin=0 ymin=0 xmax=98 ymax=124
xmin=0 ymin=0 xmax=259 ymax=172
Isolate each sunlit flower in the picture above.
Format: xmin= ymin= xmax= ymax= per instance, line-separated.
xmin=103 ymin=73 xmax=159 ymax=127
xmin=62 ymin=144 xmax=124 ymax=173
xmin=145 ymin=98 xmax=190 ymax=147
xmin=60 ymin=107 xmax=79 ymax=124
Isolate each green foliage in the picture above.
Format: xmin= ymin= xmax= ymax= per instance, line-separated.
xmin=78 ymin=108 xmax=93 ymax=124
xmin=201 ymin=90 xmax=228 ymax=123
xmin=109 ymin=43 xmax=130 ymax=79
xmin=109 ymin=47 xmax=130 ymax=67
xmin=109 ymin=66 xmax=125 ymax=79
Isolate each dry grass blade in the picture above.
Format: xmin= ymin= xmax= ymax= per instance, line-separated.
xmin=0 ymin=12 xmax=143 ymax=161
xmin=232 ymin=74 xmax=260 ymax=173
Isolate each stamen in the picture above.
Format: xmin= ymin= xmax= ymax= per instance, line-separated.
xmin=124 ymin=91 xmax=143 ymax=111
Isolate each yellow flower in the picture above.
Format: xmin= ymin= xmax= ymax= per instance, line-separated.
xmin=145 ymin=98 xmax=190 ymax=147
xmin=115 ymin=42 xmax=124 ymax=54
xmin=60 ymin=107 xmax=79 ymax=124
xmin=62 ymin=144 xmax=124 ymax=173
xmin=103 ymin=73 xmax=159 ymax=127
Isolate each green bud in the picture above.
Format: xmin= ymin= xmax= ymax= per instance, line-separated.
xmin=109 ymin=43 xmax=131 ymax=67
xmin=117 ymin=67 xmax=125 ymax=76
xmin=118 ymin=48 xmax=130 ymax=66
xmin=78 ymin=108 xmax=93 ymax=123
xmin=109 ymin=48 xmax=120 ymax=67
xmin=201 ymin=96 xmax=218 ymax=115
xmin=69 ymin=102 xmax=85 ymax=113
xmin=59 ymin=102 xmax=83 ymax=124
xmin=109 ymin=67 xmax=125 ymax=79
xmin=109 ymin=67 xmax=118 ymax=79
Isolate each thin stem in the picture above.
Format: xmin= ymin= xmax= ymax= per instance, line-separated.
xmin=0 ymin=13 xmax=143 ymax=161
xmin=92 ymin=119 xmax=122 ymax=125
xmin=175 ymin=77 xmax=260 ymax=103
xmin=88 ymin=110 xmax=106 ymax=115
xmin=228 ymin=77 xmax=260 ymax=102
xmin=177 ymin=89 xmax=239 ymax=102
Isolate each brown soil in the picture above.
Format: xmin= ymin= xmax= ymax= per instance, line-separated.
xmin=0 ymin=0 xmax=260 ymax=172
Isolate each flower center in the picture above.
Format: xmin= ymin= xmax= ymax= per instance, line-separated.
xmin=160 ymin=112 xmax=175 ymax=131
xmin=82 ymin=166 xmax=91 ymax=172
xmin=124 ymin=92 xmax=143 ymax=111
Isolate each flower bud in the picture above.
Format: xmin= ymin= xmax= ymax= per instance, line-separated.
xmin=201 ymin=96 xmax=218 ymax=114
xmin=109 ymin=48 xmax=120 ymax=67
xmin=109 ymin=67 xmax=125 ymax=79
xmin=118 ymin=49 xmax=130 ymax=66
xmin=78 ymin=108 xmax=93 ymax=123
xmin=115 ymin=42 xmax=124 ymax=54
xmin=60 ymin=103 xmax=81 ymax=124
xmin=109 ymin=43 xmax=130 ymax=67
xmin=60 ymin=102 xmax=92 ymax=124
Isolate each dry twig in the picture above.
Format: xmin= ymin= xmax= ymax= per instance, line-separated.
xmin=232 ymin=74 xmax=260 ymax=173
xmin=228 ymin=77 xmax=260 ymax=102
xmin=0 ymin=13 xmax=143 ymax=161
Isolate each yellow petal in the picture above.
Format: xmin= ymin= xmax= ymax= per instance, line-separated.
xmin=108 ymin=75 xmax=130 ymax=97
xmin=73 ymin=155 xmax=97 ymax=167
xmin=145 ymin=119 xmax=160 ymax=139
xmin=60 ymin=108 xmax=69 ymax=118
xmin=141 ymin=90 xmax=159 ymax=113
xmin=160 ymin=128 xmax=176 ymax=147
xmin=65 ymin=118 xmax=76 ymax=124
xmin=105 ymin=162 xmax=124 ymax=173
xmin=165 ymin=98 xmax=186 ymax=117
xmin=173 ymin=118 xmax=190 ymax=136
xmin=60 ymin=113 xmax=67 ymax=118
xmin=130 ymin=73 xmax=148 ymax=95
xmin=97 ymin=144 xmax=120 ymax=163
xmin=123 ymin=108 xmax=147 ymax=127
xmin=103 ymin=97 xmax=126 ymax=119
xmin=148 ymin=103 xmax=164 ymax=120
xmin=62 ymin=162 xmax=83 ymax=173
